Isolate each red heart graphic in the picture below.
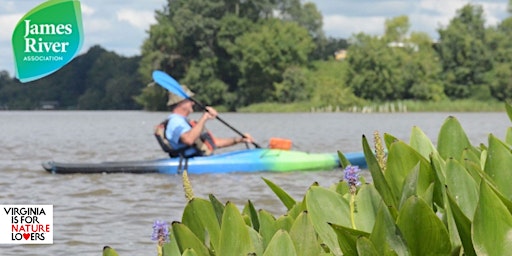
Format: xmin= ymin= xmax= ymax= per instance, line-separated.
xmin=23 ymin=233 xmax=30 ymax=240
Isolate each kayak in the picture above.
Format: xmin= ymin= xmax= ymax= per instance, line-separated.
xmin=42 ymin=149 xmax=367 ymax=174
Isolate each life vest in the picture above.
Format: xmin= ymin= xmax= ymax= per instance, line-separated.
xmin=188 ymin=119 xmax=217 ymax=155
xmin=154 ymin=119 xmax=216 ymax=158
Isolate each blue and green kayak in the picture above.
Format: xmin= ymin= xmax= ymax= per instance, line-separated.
xmin=42 ymin=149 xmax=367 ymax=174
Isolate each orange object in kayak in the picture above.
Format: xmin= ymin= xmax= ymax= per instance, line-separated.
xmin=268 ymin=137 xmax=292 ymax=150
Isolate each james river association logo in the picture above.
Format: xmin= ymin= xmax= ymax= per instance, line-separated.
xmin=0 ymin=205 xmax=53 ymax=244
xmin=11 ymin=0 xmax=84 ymax=83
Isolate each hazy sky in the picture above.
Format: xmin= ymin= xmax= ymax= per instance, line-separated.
xmin=0 ymin=0 xmax=509 ymax=76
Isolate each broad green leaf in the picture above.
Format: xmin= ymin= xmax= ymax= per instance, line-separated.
xmin=247 ymin=225 xmax=264 ymax=256
xmin=385 ymin=141 xmax=432 ymax=206
xmin=445 ymin=159 xmax=479 ymax=219
xmin=102 ymin=246 xmax=119 ymax=256
xmin=337 ymin=150 xmax=351 ymax=168
xmin=353 ymin=184 xmax=382 ymax=233
xmin=370 ymin=205 xmax=409 ymax=256
xmin=172 ymin=222 xmax=210 ymax=256
xmin=484 ymin=134 xmax=512 ymax=199
xmin=462 ymin=157 xmax=484 ymax=185
xmin=262 ymin=177 xmax=296 ymax=210
xmin=362 ymin=135 xmax=398 ymax=217
xmin=182 ymin=198 xmax=221 ymax=251
xmin=441 ymin=188 xmax=462 ymax=254
xmin=506 ymin=101 xmax=512 ymax=122
xmin=208 ymin=194 xmax=224 ymax=225
xmin=356 ymin=237 xmax=380 ymax=256
xmin=182 ymin=248 xmax=198 ymax=256
xmin=306 ymin=186 xmax=350 ymax=255
xmin=276 ymin=214 xmax=294 ymax=232
xmin=218 ymin=202 xmax=255 ymax=256
xmin=287 ymin=200 xmax=307 ymax=219
xmin=446 ymin=192 xmax=476 ymax=256
xmin=262 ymin=230 xmax=297 ymax=256
xmin=258 ymin=209 xmax=277 ymax=249
xmin=398 ymin=164 xmax=434 ymax=209
xmin=473 ymin=181 xmax=512 ymax=255
xmin=289 ymin=211 xmax=323 ymax=256
xmin=430 ymin=151 xmax=447 ymax=207
xmin=437 ymin=116 xmax=472 ymax=160
xmin=396 ymin=196 xmax=451 ymax=255
xmin=329 ymin=223 xmax=370 ymax=256
xmin=383 ymin=133 xmax=399 ymax=150
xmin=162 ymin=228 xmax=181 ymax=256
xmin=409 ymin=126 xmax=437 ymax=160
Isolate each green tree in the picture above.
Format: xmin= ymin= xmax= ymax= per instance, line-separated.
xmin=138 ymin=0 xmax=321 ymax=110
xmin=233 ymin=19 xmax=314 ymax=104
xmin=436 ymin=4 xmax=493 ymax=99
xmin=487 ymin=17 xmax=512 ymax=101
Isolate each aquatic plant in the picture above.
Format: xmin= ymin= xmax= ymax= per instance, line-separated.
xmin=134 ymin=103 xmax=512 ymax=255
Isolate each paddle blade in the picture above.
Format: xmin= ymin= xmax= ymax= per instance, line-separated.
xmin=152 ymin=70 xmax=190 ymax=99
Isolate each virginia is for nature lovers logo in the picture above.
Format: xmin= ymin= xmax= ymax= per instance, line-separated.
xmin=12 ymin=0 xmax=84 ymax=83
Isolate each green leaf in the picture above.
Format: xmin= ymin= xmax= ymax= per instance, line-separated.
xmin=409 ymin=126 xmax=437 ymax=160
xmin=289 ymin=211 xmax=323 ymax=256
xmin=262 ymin=177 xmax=296 ymax=210
xmin=306 ymin=186 xmax=350 ymax=255
xmin=353 ymin=184 xmax=382 ymax=233
xmin=473 ymin=181 xmax=512 ymax=255
xmin=437 ymin=116 xmax=472 ymax=160
xmin=506 ymin=101 xmax=512 ymax=122
xmin=356 ymin=237 xmax=380 ymax=256
xmin=218 ymin=202 xmax=255 ymax=256
xmin=276 ymin=214 xmax=294 ymax=232
xmin=209 ymin=194 xmax=225 ymax=225
xmin=446 ymin=191 xmax=476 ymax=256
xmin=396 ymin=196 xmax=451 ymax=255
xmin=247 ymin=225 xmax=264 ymax=256
xmin=506 ymin=127 xmax=512 ymax=146
xmin=162 ymin=228 xmax=181 ymax=256
xmin=385 ymin=141 xmax=432 ymax=206
xmin=246 ymin=200 xmax=260 ymax=232
xmin=172 ymin=222 xmax=210 ymax=256
xmin=383 ymin=133 xmax=399 ymax=150
xmin=102 ymin=246 xmax=119 ymax=256
xmin=258 ymin=210 xmax=277 ymax=249
xmin=398 ymin=163 xmax=434 ymax=209
xmin=370 ymin=204 xmax=409 ymax=256
xmin=182 ymin=198 xmax=221 ymax=251
xmin=484 ymin=134 xmax=512 ymax=199
xmin=337 ymin=150 xmax=351 ymax=168
xmin=262 ymin=230 xmax=297 ymax=256
xmin=182 ymin=248 xmax=198 ymax=256
xmin=329 ymin=223 xmax=370 ymax=256
xmin=445 ymin=159 xmax=479 ymax=220
xmin=362 ymin=135 xmax=398 ymax=216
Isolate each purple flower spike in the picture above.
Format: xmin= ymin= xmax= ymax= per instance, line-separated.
xmin=151 ymin=220 xmax=170 ymax=243
xmin=344 ymin=165 xmax=361 ymax=188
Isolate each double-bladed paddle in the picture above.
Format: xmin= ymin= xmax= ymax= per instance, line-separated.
xmin=152 ymin=70 xmax=261 ymax=148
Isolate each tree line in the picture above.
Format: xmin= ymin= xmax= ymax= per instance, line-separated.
xmin=0 ymin=0 xmax=510 ymax=110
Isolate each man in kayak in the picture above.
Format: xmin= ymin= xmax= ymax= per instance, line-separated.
xmin=161 ymin=86 xmax=254 ymax=158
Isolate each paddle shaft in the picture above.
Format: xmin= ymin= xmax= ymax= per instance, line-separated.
xmin=189 ymin=97 xmax=261 ymax=148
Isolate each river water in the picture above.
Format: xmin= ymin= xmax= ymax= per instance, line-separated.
xmin=0 ymin=111 xmax=509 ymax=255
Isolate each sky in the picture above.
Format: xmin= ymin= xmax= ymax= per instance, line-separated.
xmin=0 ymin=0 xmax=509 ymax=76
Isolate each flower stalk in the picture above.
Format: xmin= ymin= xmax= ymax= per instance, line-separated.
xmin=182 ymin=170 xmax=194 ymax=201
xmin=344 ymin=165 xmax=360 ymax=229
xmin=373 ymin=130 xmax=387 ymax=173
xmin=151 ymin=220 xmax=169 ymax=256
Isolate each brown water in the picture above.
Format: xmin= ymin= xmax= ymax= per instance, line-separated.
xmin=0 ymin=111 xmax=508 ymax=255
